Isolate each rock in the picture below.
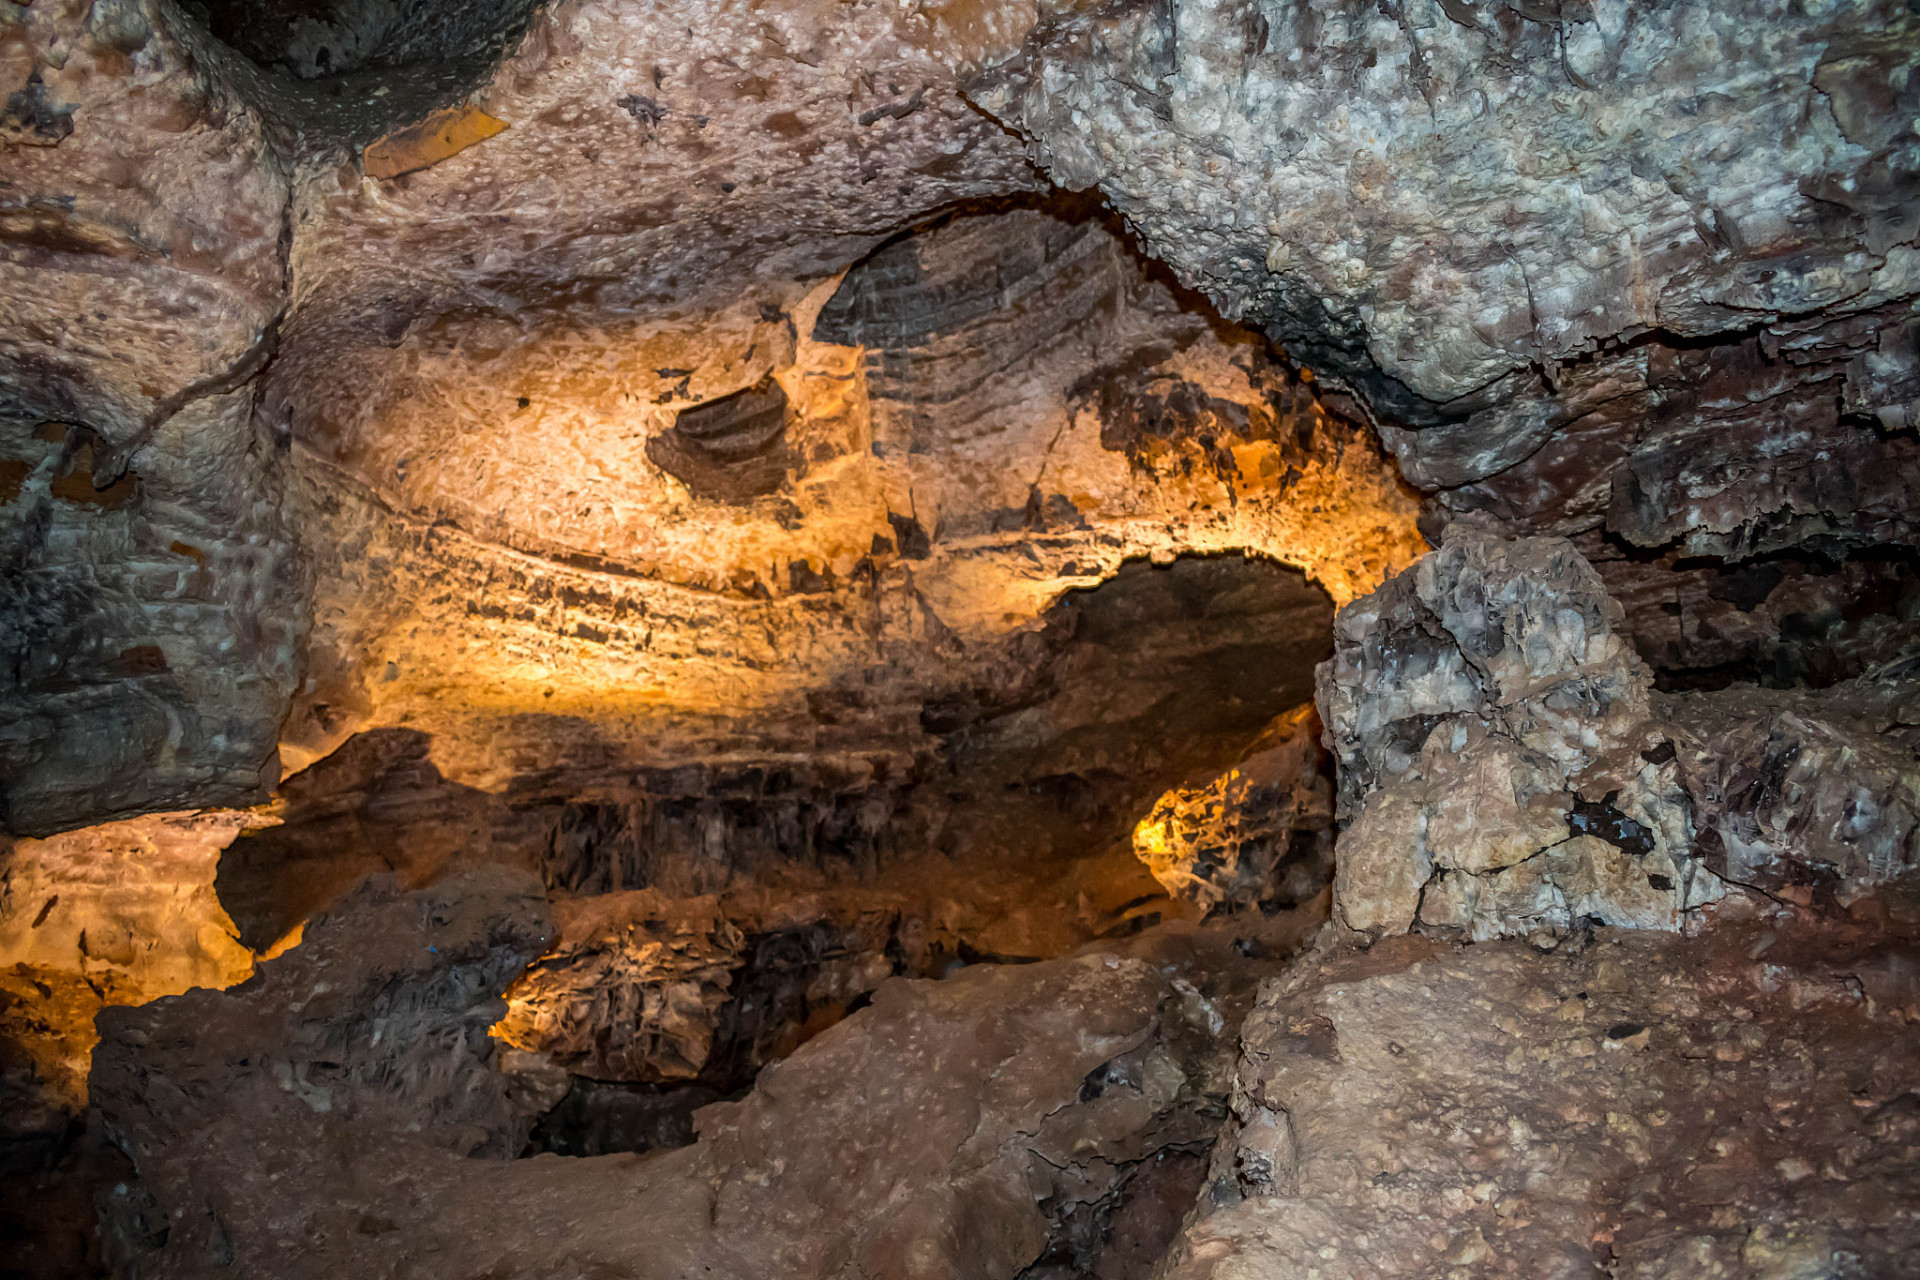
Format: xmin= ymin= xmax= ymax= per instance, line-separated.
xmin=1664 ymin=660 xmax=1920 ymax=907
xmin=974 ymin=0 xmax=1920 ymax=437
xmin=1133 ymin=704 xmax=1334 ymax=914
xmin=1580 ymin=532 xmax=1920 ymax=691
xmin=494 ymin=890 xmax=745 ymax=1082
xmin=0 ymin=1 xmax=302 ymax=834
xmin=1162 ymin=918 xmax=1920 ymax=1279
xmin=0 ymin=812 xmax=257 ymax=1115
xmin=1318 ymin=528 xmax=1723 ymax=942
xmin=90 ymin=865 xmax=1232 ymax=1280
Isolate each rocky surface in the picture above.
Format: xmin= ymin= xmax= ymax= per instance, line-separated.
xmin=1319 ymin=528 xmax=1920 ymax=942
xmin=1160 ymin=907 xmax=1920 ymax=1279
xmin=1319 ymin=528 xmax=1722 ymax=942
xmin=0 ymin=812 xmax=256 ymax=1119
xmin=1133 ymin=704 xmax=1334 ymax=915
xmin=1665 ymin=660 xmax=1920 ymax=908
xmin=5 ymin=0 xmax=1920 ymax=1272
xmin=90 ymin=869 xmax=1249 ymax=1280
xmin=0 ymin=0 xmax=303 ymax=835
xmin=976 ymin=0 xmax=1920 ymax=464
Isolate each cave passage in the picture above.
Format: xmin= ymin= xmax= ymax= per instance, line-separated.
xmin=4 ymin=0 xmax=1919 ymax=1272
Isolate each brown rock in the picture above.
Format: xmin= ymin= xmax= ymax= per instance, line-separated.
xmin=1162 ymin=919 xmax=1920 ymax=1278
xmin=1132 ymin=705 xmax=1334 ymax=914
xmin=90 ymin=869 xmax=1232 ymax=1280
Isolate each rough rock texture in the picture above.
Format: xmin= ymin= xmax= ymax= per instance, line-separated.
xmin=1318 ymin=529 xmax=1721 ymax=942
xmin=0 ymin=1 xmax=305 ymax=835
xmin=1133 ymin=704 xmax=1334 ymax=914
xmin=494 ymin=890 xmax=747 ymax=1082
xmin=1581 ymin=534 xmax=1920 ymax=693
xmin=1665 ymin=660 xmax=1920 ymax=908
xmin=976 ymin=0 xmax=1920 ymax=499
xmin=0 ymin=812 xmax=256 ymax=1119
xmin=286 ymin=199 xmax=1420 ymax=809
xmin=91 ymin=869 xmax=1241 ymax=1280
xmin=90 ymin=868 xmax=556 ymax=1272
xmin=1159 ymin=911 xmax=1920 ymax=1279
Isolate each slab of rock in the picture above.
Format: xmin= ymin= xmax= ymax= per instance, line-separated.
xmin=494 ymin=889 xmax=745 ymax=1082
xmin=1317 ymin=528 xmax=1721 ymax=942
xmin=1161 ymin=916 xmax=1920 ymax=1279
xmin=975 ymin=0 xmax=1919 ymax=436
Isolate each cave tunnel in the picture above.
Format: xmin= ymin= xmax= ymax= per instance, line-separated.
xmin=2 ymin=0 xmax=1919 ymax=1275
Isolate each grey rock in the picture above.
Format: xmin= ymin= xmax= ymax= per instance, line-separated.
xmin=1317 ymin=528 xmax=1721 ymax=941
xmin=1664 ymin=660 xmax=1920 ymax=906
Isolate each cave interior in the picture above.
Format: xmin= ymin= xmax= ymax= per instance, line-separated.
xmin=2 ymin=0 xmax=1918 ymax=1275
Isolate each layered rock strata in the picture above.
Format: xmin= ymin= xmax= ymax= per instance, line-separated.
xmin=1133 ymin=704 xmax=1334 ymax=915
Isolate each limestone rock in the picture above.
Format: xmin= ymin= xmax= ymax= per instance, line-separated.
xmin=90 ymin=868 xmax=555 ymax=1205
xmin=0 ymin=812 xmax=256 ymax=1119
xmin=1664 ymin=661 xmax=1920 ymax=907
xmin=494 ymin=890 xmax=746 ymax=1082
xmin=90 ymin=867 xmax=1229 ymax=1280
xmin=1318 ymin=528 xmax=1721 ymax=941
xmin=1132 ymin=704 xmax=1334 ymax=914
xmin=1161 ymin=919 xmax=1920 ymax=1278
xmin=976 ymin=0 xmax=1920 ymax=465
xmin=0 ymin=1 xmax=302 ymax=834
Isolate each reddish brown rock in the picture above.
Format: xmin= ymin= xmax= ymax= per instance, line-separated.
xmin=1162 ymin=912 xmax=1920 ymax=1279
xmin=90 ymin=870 xmax=1236 ymax=1280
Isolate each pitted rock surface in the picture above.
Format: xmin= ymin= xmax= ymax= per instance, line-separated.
xmin=1162 ymin=915 xmax=1920 ymax=1279
xmin=1317 ymin=528 xmax=1721 ymax=941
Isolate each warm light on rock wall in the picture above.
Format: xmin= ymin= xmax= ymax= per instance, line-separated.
xmin=285 ymin=207 xmax=1424 ymax=788
xmin=0 ymin=813 xmax=259 ymax=1107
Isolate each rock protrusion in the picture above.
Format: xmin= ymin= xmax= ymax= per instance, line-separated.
xmin=1318 ymin=529 xmax=1721 ymax=941
xmin=1132 ymin=704 xmax=1334 ymax=914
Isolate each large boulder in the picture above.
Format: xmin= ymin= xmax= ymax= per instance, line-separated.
xmin=1317 ymin=528 xmax=1720 ymax=941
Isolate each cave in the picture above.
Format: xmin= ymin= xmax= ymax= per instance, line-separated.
xmin=1 ymin=0 xmax=1917 ymax=1276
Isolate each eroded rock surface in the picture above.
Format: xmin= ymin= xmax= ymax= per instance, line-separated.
xmin=0 ymin=0 xmax=303 ymax=834
xmin=91 ymin=869 xmax=1241 ymax=1280
xmin=1665 ymin=661 xmax=1920 ymax=907
xmin=1319 ymin=528 xmax=1721 ymax=942
xmin=1321 ymin=528 xmax=1920 ymax=942
xmin=977 ymin=0 xmax=1919 ymax=461
xmin=1133 ymin=704 xmax=1334 ymax=915
xmin=1162 ymin=912 xmax=1920 ymax=1279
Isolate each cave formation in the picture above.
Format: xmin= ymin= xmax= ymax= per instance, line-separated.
xmin=1 ymin=0 xmax=1917 ymax=1274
